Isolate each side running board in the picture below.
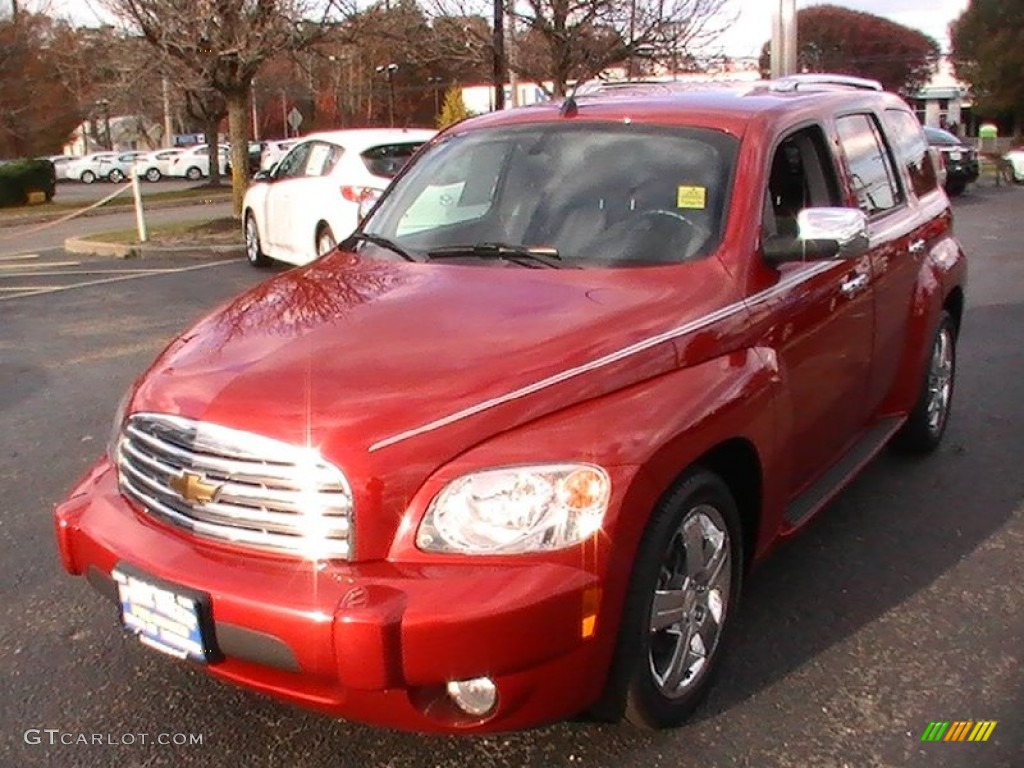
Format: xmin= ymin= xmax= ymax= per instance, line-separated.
xmin=785 ymin=417 xmax=904 ymax=527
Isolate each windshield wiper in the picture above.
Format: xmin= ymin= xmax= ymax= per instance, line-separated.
xmin=426 ymin=242 xmax=564 ymax=269
xmin=343 ymin=232 xmax=419 ymax=262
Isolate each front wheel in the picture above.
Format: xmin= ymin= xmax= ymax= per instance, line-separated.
xmin=890 ymin=311 xmax=957 ymax=454
xmin=80 ymin=170 xmax=96 ymax=184
xmin=108 ymin=169 xmax=125 ymax=183
xmin=244 ymin=213 xmax=271 ymax=268
xmin=145 ymin=168 xmax=161 ymax=183
xmin=602 ymin=468 xmax=742 ymax=729
xmin=185 ymin=166 xmax=203 ymax=182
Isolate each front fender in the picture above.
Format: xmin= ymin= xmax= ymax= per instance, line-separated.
xmin=386 ymin=347 xmax=781 ymax=709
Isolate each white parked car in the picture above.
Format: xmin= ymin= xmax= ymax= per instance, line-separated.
xmin=243 ymin=128 xmax=436 ymax=267
xmin=65 ymin=152 xmax=121 ymax=184
xmin=1004 ymin=147 xmax=1024 ymax=183
xmin=259 ymin=139 xmax=297 ymax=171
xmin=46 ymin=154 xmax=75 ymax=181
xmin=106 ymin=151 xmax=149 ymax=183
xmin=133 ymin=148 xmax=187 ymax=182
xmin=168 ymin=144 xmax=230 ymax=180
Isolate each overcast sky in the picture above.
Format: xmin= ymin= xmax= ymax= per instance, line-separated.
xmin=26 ymin=0 xmax=971 ymax=56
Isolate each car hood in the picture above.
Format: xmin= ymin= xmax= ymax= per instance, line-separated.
xmin=130 ymin=252 xmax=734 ymax=469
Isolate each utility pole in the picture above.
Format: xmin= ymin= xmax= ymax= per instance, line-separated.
xmin=770 ymin=0 xmax=798 ymax=78
xmin=10 ymin=0 xmax=18 ymax=20
xmin=507 ymin=2 xmax=519 ymax=106
xmin=251 ymin=79 xmax=259 ymax=142
xmin=492 ymin=0 xmax=505 ymax=110
xmin=162 ymin=77 xmax=174 ymax=148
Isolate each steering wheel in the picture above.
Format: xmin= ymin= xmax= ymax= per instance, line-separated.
xmin=636 ymin=209 xmax=699 ymax=230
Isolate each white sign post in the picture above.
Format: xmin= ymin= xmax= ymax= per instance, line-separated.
xmin=130 ymin=167 xmax=148 ymax=243
xmin=287 ymin=108 xmax=303 ymax=135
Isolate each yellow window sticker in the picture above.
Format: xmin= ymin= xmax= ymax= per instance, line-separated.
xmin=677 ymin=185 xmax=707 ymax=209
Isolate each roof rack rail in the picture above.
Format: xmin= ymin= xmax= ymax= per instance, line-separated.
xmin=770 ymin=74 xmax=884 ymax=92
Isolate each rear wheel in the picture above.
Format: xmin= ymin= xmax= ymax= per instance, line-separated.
xmin=316 ymin=224 xmax=337 ymax=257
xmin=601 ymin=468 xmax=742 ymax=729
xmin=891 ymin=311 xmax=956 ymax=454
xmin=945 ymin=180 xmax=966 ymax=197
xmin=244 ymin=212 xmax=271 ymax=268
xmin=145 ymin=168 xmax=161 ymax=182
xmin=108 ymin=169 xmax=125 ymax=183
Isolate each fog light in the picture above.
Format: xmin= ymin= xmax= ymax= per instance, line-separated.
xmin=445 ymin=676 xmax=497 ymax=716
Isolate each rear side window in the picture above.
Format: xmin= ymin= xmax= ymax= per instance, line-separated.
xmin=836 ymin=114 xmax=903 ymax=216
xmin=885 ymin=110 xmax=940 ymax=197
xmin=361 ymin=143 xmax=424 ymax=178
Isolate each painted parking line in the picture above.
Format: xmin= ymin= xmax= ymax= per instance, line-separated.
xmin=0 ymin=286 xmax=58 ymax=292
xmin=0 ymin=253 xmax=40 ymax=262
xmin=0 ymin=260 xmax=82 ymax=270
xmin=0 ymin=269 xmax=171 ymax=277
xmin=0 ymin=259 xmax=237 ymax=302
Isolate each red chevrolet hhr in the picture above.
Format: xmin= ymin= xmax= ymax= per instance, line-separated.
xmin=54 ymin=75 xmax=966 ymax=733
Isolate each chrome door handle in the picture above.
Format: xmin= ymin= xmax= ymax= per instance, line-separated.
xmin=909 ymin=239 xmax=927 ymax=255
xmin=840 ymin=273 xmax=870 ymax=296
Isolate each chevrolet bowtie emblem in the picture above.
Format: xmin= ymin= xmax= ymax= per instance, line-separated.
xmin=169 ymin=471 xmax=221 ymax=504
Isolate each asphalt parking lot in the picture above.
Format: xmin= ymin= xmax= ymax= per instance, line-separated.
xmin=0 ymin=186 xmax=1021 ymax=767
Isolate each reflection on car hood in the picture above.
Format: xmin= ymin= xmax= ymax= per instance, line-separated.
xmin=130 ymin=252 xmax=734 ymax=467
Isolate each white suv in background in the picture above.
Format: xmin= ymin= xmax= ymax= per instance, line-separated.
xmin=259 ymin=139 xmax=297 ymax=171
xmin=243 ymin=128 xmax=435 ymax=267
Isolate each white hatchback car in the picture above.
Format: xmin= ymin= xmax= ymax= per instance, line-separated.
xmin=242 ymin=128 xmax=436 ymax=267
xmin=65 ymin=152 xmax=120 ymax=184
xmin=134 ymin=148 xmax=187 ymax=182
xmin=169 ymin=144 xmax=230 ymax=180
xmin=1004 ymin=147 xmax=1024 ymax=183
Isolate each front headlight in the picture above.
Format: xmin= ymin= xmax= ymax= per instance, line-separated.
xmin=106 ymin=388 xmax=132 ymax=464
xmin=416 ymin=464 xmax=611 ymax=555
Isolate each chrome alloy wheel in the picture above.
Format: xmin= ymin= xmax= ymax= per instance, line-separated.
xmin=926 ymin=325 xmax=954 ymax=434
xmin=648 ymin=504 xmax=731 ymax=698
xmin=245 ymin=216 xmax=260 ymax=263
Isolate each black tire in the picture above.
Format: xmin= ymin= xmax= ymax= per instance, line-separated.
xmin=185 ymin=166 xmax=203 ymax=181
xmin=890 ymin=311 xmax=957 ymax=454
xmin=108 ymin=169 xmax=125 ymax=183
xmin=945 ymin=180 xmax=966 ymax=197
xmin=145 ymin=168 xmax=161 ymax=183
xmin=316 ymin=224 xmax=337 ymax=257
xmin=244 ymin=212 xmax=271 ymax=268
xmin=80 ymin=170 xmax=96 ymax=184
xmin=599 ymin=468 xmax=743 ymax=729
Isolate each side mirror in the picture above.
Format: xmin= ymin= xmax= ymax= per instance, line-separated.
xmin=762 ymin=207 xmax=868 ymax=266
xmin=253 ymin=169 xmax=272 ymax=182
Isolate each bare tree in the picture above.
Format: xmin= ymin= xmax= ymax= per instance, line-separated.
xmin=99 ymin=0 xmax=349 ymax=215
xmin=427 ymin=0 xmax=735 ymax=97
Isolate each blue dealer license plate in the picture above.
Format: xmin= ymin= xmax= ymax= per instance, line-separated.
xmin=112 ymin=565 xmax=213 ymax=663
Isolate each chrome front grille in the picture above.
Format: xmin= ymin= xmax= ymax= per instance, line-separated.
xmin=115 ymin=413 xmax=353 ymax=559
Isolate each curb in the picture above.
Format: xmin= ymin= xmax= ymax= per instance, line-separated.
xmin=64 ymin=235 xmax=244 ymax=259
xmin=0 ymin=193 xmax=233 ymax=230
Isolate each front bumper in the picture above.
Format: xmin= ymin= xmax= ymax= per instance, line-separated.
xmin=54 ymin=460 xmax=605 ymax=733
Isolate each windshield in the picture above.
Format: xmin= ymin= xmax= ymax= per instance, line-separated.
xmin=925 ymin=127 xmax=961 ymax=146
xmin=361 ymin=122 xmax=737 ymax=268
